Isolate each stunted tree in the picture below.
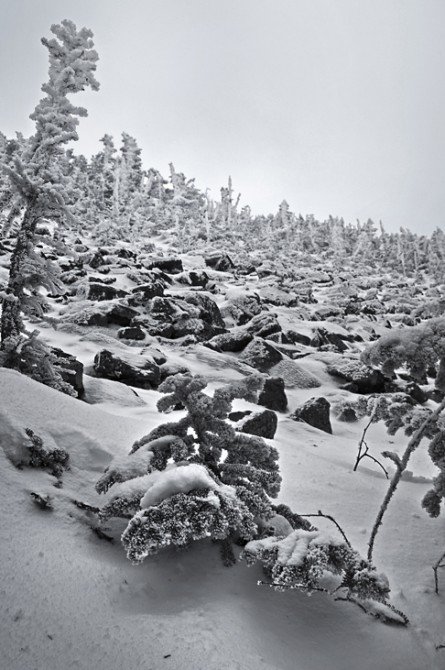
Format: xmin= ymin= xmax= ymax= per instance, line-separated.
xmin=0 ymin=20 xmax=99 ymax=377
xmin=362 ymin=317 xmax=445 ymax=391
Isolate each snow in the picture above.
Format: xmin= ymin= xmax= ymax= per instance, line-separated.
xmin=140 ymin=463 xmax=220 ymax=508
xmin=2 ymin=251 xmax=445 ymax=669
xmin=1 ymin=365 xmax=444 ymax=670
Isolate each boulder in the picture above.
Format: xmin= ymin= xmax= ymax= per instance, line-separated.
xmin=269 ymin=360 xmax=321 ymax=389
xmin=144 ymin=257 xmax=183 ymax=274
xmin=223 ymin=292 xmax=263 ymax=326
xmin=238 ymin=409 xmax=278 ymax=439
xmin=204 ymin=253 xmax=235 ymax=272
xmin=181 ymin=292 xmax=226 ymax=330
xmin=80 ymin=282 xmax=128 ymax=302
xmin=176 ymin=271 xmax=209 ymax=287
xmin=405 ymin=382 xmax=428 ymax=404
xmin=51 ymin=347 xmax=84 ymax=397
xmin=246 ymin=312 xmax=282 ymax=339
xmin=311 ymin=328 xmax=348 ymax=353
xmin=128 ymin=280 xmax=165 ymax=306
xmin=117 ymin=326 xmax=146 ymax=341
xmin=142 ymin=293 xmax=226 ymax=341
xmin=326 ymin=359 xmax=386 ymax=394
xmin=105 ymin=303 xmax=139 ymax=327
xmin=290 ymin=397 xmax=332 ymax=434
xmin=93 ymin=349 xmax=161 ymax=389
xmin=285 ymin=330 xmax=312 ymax=346
xmin=239 ymin=338 xmax=283 ymax=372
xmin=258 ymin=377 xmax=288 ymax=412
xmin=205 ymin=329 xmax=253 ymax=352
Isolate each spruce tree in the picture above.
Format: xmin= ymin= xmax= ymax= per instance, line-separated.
xmin=0 ymin=20 xmax=99 ymax=379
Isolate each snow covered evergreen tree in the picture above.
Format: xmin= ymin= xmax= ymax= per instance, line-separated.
xmin=96 ymin=373 xmax=281 ymax=565
xmin=0 ymin=20 xmax=99 ymax=386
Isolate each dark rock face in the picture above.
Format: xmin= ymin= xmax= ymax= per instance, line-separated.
xmin=204 ymin=253 xmax=235 ymax=272
xmin=88 ymin=250 xmax=108 ymax=269
xmin=310 ymin=328 xmax=348 ymax=353
xmin=128 ymin=281 xmax=165 ymax=306
xmin=405 ymin=382 xmax=428 ymax=404
xmin=226 ymin=293 xmax=263 ymax=326
xmin=258 ymin=377 xmax=288 ymax=412
xmin=105 ymin=303 xmax=139 ymax=327
xmin=82 ymin=282 xmax=128 ymax=302
xmin=290 ymin=397 xmax=332 ymax=434
xmin=285 ymin=330 xmax=311 ymax=346
xmin=93 ymin=349 xmax=161 ymax=389
xmin=144 ymin=257 xmax=183 ymax=274
xmin=181 ymin=292 xmax=226 ymax=330
xmin=51 ymin=348 xmax=84 ymax=397
xmin=246 ymin=313 xmax=282 ymax=339
xmin=176 ymin=271 xmax=209 ymax=287
xmin=140 ymin=293 xmax=226 ymax=341
xmin=205 ymin=329 xmax=253 ymax=352
xmin=238 ymin=409 xmax=278 ymax=439
xmin=117 ymin=326 xmax=146 ymax=341
xmin=240 ymin=338 xmax=283 ymax=372
xmin=336 ymin=407 xmax=359 ymax=422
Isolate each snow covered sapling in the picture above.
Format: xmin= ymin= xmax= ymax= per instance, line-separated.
xmin=339 ymin=391 xmax=445 ymax=564
xmin=362 ymin=318 xmax=445 ymax=391
xmin=96 ymin=373 xmax=281 ymax=565
xmin=0 ymin=20 xmax=99 ymax=386
xmin=240 ymin=529 xmax=392 ymax=608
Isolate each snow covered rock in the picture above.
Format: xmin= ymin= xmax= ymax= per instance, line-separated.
xmin=79 ymin=281 xmax=128 ymax=301
xmin=245 ymin=312 xmax=282 ymax=339
xmin=326 ymin=359 xmax=386 ymax=394
xmin=127 ymin=280 xmax=165 ymax=305
xmin=93 ymin=349 xmax=161 ymax=389
xmin=290 ymin=397 xmax=332 ymax=434
xmin=117 ymin=326 xmax=146 ymax=341
xmin=269 ymin=360 xmax=321 ymax=389
xmin=240 ymin=338 xmax=283 ymax=372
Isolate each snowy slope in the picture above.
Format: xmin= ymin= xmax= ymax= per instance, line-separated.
xmin=1 ymin=367 xmax=444 ymax=670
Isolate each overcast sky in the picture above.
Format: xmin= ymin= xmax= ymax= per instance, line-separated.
xmin=1 ymin=0 xmax=445 ymax=233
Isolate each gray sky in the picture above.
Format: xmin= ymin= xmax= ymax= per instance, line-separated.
xmin=1 ymin=0 xmax=445 ymax=233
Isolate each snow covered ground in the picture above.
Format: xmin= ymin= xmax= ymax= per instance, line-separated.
xmin=1 ymin=352 xmax=445 ymax=670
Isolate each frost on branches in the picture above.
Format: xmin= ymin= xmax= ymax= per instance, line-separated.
xmin=96 ymin=373 xmax=281 ymax=565
xmin=362 ymin=317 xmax=445 ymax=390
xmin=1 ymin=20 xmax=99 ymax=386
xmin=241 ymin=530 xmax=390 ymax=603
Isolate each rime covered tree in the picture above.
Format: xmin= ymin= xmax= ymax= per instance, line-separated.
xmin=96 ymin=373 xmax=281 ymax=565
xmin=362 ymin=317 xmax=445 ymax=391
xmin=0 ymin=20 xmax=99 ymax=380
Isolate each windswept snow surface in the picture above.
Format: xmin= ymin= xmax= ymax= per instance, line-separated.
xmin=0 ymin=364 xmax=444 ymax=670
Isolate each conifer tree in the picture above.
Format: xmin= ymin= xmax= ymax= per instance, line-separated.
xmin=96 ymin=373 xmax=281 ymax=565
xmin=0 ymin=20 xmax=99 ymax=378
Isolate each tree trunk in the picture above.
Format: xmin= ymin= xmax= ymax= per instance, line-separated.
xmin=1 ymin=194 xmax=40 ymax=345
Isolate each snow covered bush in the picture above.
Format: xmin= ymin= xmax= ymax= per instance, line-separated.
xmin=23 ymin=427 xmax=69 ymax=480
xmin=362 ymin=317 xmax=445 ymax=390
xmin=96 ymin=373 xmax=281 ymax=564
